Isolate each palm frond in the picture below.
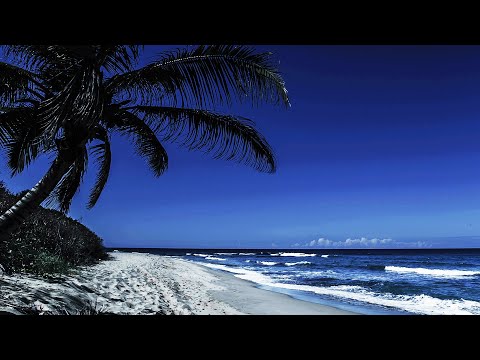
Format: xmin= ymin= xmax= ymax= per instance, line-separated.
xmin=0 ymin=107 xmax=32 ymax=146
xmin=38 ymin=62 xmax=103 ymax=140
xmin=130 ymin=105 xmax=276 ymax=173
xmin=106 ymin=45 xmax=289 ymax=109
xmin=108 ymin=110 xmax=168 ymax=177
xmin=0 ymin=62 xmax=41 ymax=105
xmin=105 ymin=63 xmax=181 ymax=106
xmin=2 ymin=108 xmax=54 ymax=175
xmin=97 ymin=45 xmax=142 ymax=73
xmin=3 ymin=46 xmax=90 ymax=96
xmin=3 ymin=45 xmax=78 ymax=72
xmin=46 ymin=146 xmax=88 ymax=213
xmin=87 ymin=126 xmax=111 ymax=209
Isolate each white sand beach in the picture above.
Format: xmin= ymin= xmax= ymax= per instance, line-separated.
xmin=0 ymin=252 xmax=356 ymax=315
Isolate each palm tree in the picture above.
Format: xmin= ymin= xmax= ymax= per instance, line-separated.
xmin=0 ymin=45 xmax=289 ymax=239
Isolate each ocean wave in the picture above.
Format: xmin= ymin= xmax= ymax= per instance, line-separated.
xmin=195 ymin=262 xmax=480 ymax=315
xmin=205 ymin=256 xmax=226 ymax=261
xmin=244 ymin=260 xmax=312 ymax=267
xmin=385 ymin=266 xmax=480 ymax=278
xmin=271 ymin=252 xmax=316 ymax=257
xmin=239 ymin=253 xmax=256 ymax=256
xmin=215 ymin=253 xmax=237 ymax=256
xmin=245 ymin=260 xmax=279 ymax=266
xmin=258 ymin=261 xmax=280 ymax=266
xmin=271 ymin=284 xmax=480 ymax=315
xmin=192 ymin=254 xmax=209 ymax=258
xmin=198 ymin=263 xmax=273 ymax=284
xmin=321 ymin=255 xmax=329 ymax=258
xmin=301 ymin=270 xmax=338 ymax=278
xmin=285 ymin=261 xmax=312 ymax=266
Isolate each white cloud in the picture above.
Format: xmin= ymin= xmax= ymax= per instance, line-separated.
xmin=344 ymin=237 xmax=393 ymax=247
xmin=295 ymin=236 xmax=429 ymax=248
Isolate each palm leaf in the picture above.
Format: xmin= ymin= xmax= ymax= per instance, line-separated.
xmin=47 ymin=146 xmax=88 ymax=213
xmin=38 ymin=62 xmax=103 ymax=140
xmin=130 ymin=105 xmax=276 ymax=173
xmin=108 ymin=109 xmax=168 ymax=177
xmin=97 ymin=45 xmax=142 ymax=73
xmin=4 ymin=45 xmax=80 ymax=70
xmin=87 ymin=126 xmax=111 ymax=209
xmin=0 ymin=107 xmax=31 ymax=146
xmin=1 ymin=108 xmax=53 ymax=175
xmin=4 ymin=46 xmax=97 ymax=96
xmin=105 ymin=63 xmax=181 ymax=106
xmin=106 ymin=45 xmax=290 ymax=109
xmin=0 ymin=62 xmax=40 ymax=105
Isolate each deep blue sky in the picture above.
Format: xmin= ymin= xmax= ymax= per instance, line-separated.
xmin=3 ymin=45 xmax=480 ymax=249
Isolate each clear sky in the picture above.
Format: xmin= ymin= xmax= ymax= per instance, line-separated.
xmin=3 ymin=45 xmax=480 ymax=249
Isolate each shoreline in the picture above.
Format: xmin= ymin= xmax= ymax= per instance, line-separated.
xmin=201 ymin=263 xmax=356 ymax=315
xmin=0 ymin=252 xmax=357 ymax=315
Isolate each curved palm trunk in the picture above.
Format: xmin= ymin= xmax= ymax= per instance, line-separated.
xmin=0 ymin=157 xmax=73 ymax=240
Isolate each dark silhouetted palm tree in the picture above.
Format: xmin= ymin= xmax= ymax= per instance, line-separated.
xmin=0 ymin=45 xmax=289 ymax=238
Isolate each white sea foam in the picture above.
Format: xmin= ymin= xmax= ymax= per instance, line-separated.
xmin=258 ymin=261 xmax=279 ymax=266
xmin=385 ymin=266 xmax=480 ymax=278
xmin=238 ymin=253 xmax=256 ymax=256
xmin=193 ymin=254 xmax=209 ymax=258
xmin=215 ymin=253 xmax=237 ymax=256
xmin=199 ymin=263 xmax=273 ymax=284
xmin=205 ymin=256 xmax=226 ymax=261
xmin=321 ymin=255 xmax=329 ymax=258
xmin=196 ymin=262 xmax=480 ymax=315
xmin=186 ymin=253 xmax=192 ymax=256
xmin=271 ymin=252 xmax=316 ymax=257
xmin=270 ymin=284 xmax=480 ymax=315
xmin=285 ymin=261 xmax=312 ymax=266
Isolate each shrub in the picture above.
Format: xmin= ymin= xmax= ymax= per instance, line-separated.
xmin=0 ymin=181 xmax=108 ymax=275
xmin=31 ymin=252 xmax=71 ymax=276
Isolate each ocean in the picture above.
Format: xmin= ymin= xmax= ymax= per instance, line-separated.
xmin=117 ymin=248 xmax=480 ymax=315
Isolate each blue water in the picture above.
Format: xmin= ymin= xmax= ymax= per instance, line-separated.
xmin=116 ymin=248 xmax=480 ymax=315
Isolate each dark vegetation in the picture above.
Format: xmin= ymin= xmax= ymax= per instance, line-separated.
xmin=0 ymin=181 xmax=107 ymax=275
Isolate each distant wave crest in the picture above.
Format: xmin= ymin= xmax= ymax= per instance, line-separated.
xmin=244 ymin=260 xmax=312 ymax=267
xmin=205 ymin=256 xmax=226 ymax=261
xmin=271 ymin=252 xmax=316 ymax=257
xmin=245 ymin=260 xmax=279 ymax=266
xmin=258 ymin=261 xmax=280 ymax=266
xmin=385 ymin=266 xmax=480 ymax=278
xmin=285 ymin=261 xmax=312 ymax=266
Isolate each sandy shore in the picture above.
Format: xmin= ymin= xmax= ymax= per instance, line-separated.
xmin=0 ymin=252 xmax=356 ymax=315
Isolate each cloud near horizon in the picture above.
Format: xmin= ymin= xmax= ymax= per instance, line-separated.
xmin=292 ymin=237 xmax=431 ymax=249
